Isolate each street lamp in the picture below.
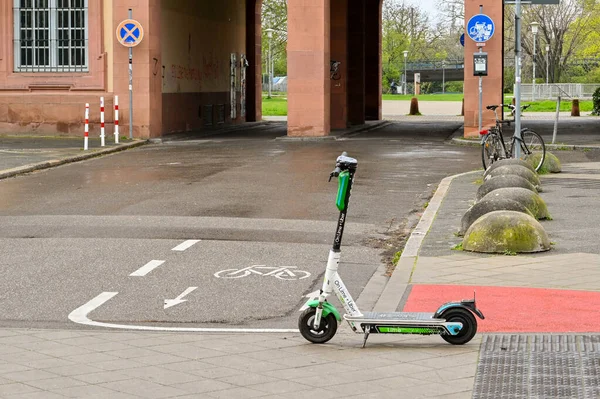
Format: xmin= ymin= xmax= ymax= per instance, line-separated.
xmin=530 ymin=22 xmax=539 ymax=101
xmin=442 ymin=60 xmax=446 ymax=94
xmin=265 ymin=28 xmax=274 ymax=99
xmin=545 ymin=44 xmax=550 ymax=85
xmin=403 ymin=50 xmax=408 ymax=95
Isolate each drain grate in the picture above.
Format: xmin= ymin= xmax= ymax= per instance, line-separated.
xmin=473 ymin=335 xmax=600 ymax=399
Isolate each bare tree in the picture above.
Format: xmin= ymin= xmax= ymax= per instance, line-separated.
xmin=505 ymin=0 xmax=600 ymax=83
xmin=436 ymin=0 xmax=464 ymax=33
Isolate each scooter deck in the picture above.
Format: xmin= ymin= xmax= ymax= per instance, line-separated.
xmin=345 ymin=311 xmax=443 ymax=324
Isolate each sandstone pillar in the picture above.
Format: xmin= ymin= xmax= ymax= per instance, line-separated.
xmin=365 ymin=0 xmax=382 ymax=121
xmin=330 ymin=0 xmax=348 ymax=129
xmin=347 ymin=0 xmax=365 ymax=126
xmin=464 ymin=0 xmax=503 ymax=137
xmin=287 ymin=0 xmax=330 ymax=136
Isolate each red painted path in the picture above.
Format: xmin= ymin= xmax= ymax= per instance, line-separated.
xmin=404 ymin=285 xmax=600 ymax=333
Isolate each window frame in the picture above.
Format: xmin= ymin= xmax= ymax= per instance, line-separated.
xmin=13 ymin=0 xmax=89 ymax=73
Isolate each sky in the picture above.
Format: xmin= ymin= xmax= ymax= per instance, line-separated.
xmin=403 ymin=0 xmax=443 ymax=19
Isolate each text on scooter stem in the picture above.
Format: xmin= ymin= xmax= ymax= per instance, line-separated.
xmin=335 ymin=279 xmax=357 ymax=313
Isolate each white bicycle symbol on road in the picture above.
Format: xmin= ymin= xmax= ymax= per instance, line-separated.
xmin=214 ymin=265 xmax=311 ymax=280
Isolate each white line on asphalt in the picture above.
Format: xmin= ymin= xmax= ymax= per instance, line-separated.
xmin=172 ymin=240 xmax=201 ymax=251
xmin=130 ymin=260 xmax=165 ymax=277
xmin=68 ymin=292 xmax=299 ymax=333
xmin=164 ymin=287 xmax=197 ymax=309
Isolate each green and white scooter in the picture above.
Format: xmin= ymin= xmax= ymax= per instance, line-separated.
xmin=298 ymin=152 xmax=484 ymax=346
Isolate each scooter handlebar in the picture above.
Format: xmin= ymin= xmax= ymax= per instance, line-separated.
xmin=329 ymin=152 xmax=357 ymax=181
xmin=329 ymin=166 xmax=341 ymax=181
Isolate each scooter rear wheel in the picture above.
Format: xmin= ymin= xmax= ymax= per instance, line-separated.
xmin=298 ymin=308 xmax=337 ymax=344
xmin=440 ymin=308 xmax=477 ymax=345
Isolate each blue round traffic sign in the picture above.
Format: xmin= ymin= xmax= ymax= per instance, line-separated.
xmin=466 ymin=14 xmax=495 ymax=43
xmin=460 ymin=33 xmax=465 ymax=47
xmin=116 ymin=19 xmax=144 ymax=47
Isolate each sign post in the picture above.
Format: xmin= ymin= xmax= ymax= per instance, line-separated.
xmin=116 ymin=12 xmax=144 ymax=140
xmin=467 ymin=9 xmax=495 ymax=135
xmin=502 ymin=0 xmax=560 ymax=157
xmin=514 ymin=0 xmax=523 ymax=158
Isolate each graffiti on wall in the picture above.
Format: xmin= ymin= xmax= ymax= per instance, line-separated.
xmin=165 ymin=52 xmax=224 ymax=92
xmin=240 ymin=54 xmax=248 ymax=118
xmin=230 ymin=53 xmax=237 ymax=120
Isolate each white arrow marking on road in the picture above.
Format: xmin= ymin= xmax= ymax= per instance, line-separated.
xmin=130 ymin=260 xmax=165 ymax=277
xmin=172 ymin=240 xmax=201 ymax=251
xmin=68 ymin=292 xmax=299 ymax=333
xmin=164 ymin=287 xmax=197 ymax=309
xmin=299 ymin=290 xmax=321 ymax=311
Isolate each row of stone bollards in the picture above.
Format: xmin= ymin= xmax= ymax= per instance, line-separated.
xmin=457 ymin=154 xmax=562 ymax=254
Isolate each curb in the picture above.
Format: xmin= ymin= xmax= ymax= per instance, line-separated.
xmin=0 ymin=140 xmax=147 ymax=180
xmin=336 ymin=121 xmax=391 ymax=139
xmin=372 ymin=169 xmax=481 ymax=312
xmin=451 ymin=137 xmax=600 ymax=151
xmin=276 ymin=121 xmax=391 ymax=142
xmin=149 ymin=122 xmax=274 ymax=144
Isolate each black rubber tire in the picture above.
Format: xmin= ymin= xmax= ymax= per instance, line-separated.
xmin=514 ymin=129 xmax=546 ymax=172
xmin=440 ymin=308 xmax=477 ymax=345
xmin=298 ymin=307 xmax=338 ymax=344
xmin=481 ymin=134 xmax=504 ymax=171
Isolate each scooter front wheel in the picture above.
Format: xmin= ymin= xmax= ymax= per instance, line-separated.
xmin=298 ymin=308 xmax=337 ymax=344
xmin=440 ymin=308 xmax=477 ymax=345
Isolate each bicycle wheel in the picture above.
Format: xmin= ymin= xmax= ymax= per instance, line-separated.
xmin=513 ymin=129 xmax=546 ymax=172
xmin=481 ymin=133 xmax=504 ymax=170
xmin=213 ymin=268 xmax=251 ymax=278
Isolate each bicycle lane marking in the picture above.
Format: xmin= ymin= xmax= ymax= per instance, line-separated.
xmin=68 ymin=292 xmax=299 ymax=333
xmin=129 ymin=260 xmax=165 ymax=277
xmin=172 ymin=240 xmax=201 ymax=252
xmin=213 ymin=265 xmax=311 ymax=280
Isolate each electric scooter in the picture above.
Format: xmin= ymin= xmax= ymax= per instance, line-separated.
xmin=298 ymin=152 xmax=485 ymax=346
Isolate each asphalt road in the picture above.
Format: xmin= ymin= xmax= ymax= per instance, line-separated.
xmin=0 ymin=122 xmax=483 ymax=331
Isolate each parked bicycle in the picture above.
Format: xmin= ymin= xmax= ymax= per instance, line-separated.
xmin=480 ymin=104 xmax=546 ymax=171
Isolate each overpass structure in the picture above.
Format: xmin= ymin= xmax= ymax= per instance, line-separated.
xmin=404 ymin=60 xmax=465 ymax=82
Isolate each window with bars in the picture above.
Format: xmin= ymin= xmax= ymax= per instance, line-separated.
xmin=13 ymin=0 xmax=88 ymax=72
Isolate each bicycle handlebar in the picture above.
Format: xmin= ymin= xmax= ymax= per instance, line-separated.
xmin=486 ymin=104 xmax=530 ymax=112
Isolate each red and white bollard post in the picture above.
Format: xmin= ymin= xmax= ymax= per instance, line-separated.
xmin=84 ymin=103 xmax=89 ymax=150
xmin=100 ymin=97 xmax=106 ymax=147
xmin=114 ymin=95 xmax=119 ymax=144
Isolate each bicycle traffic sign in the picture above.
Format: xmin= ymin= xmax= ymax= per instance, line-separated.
xmin=466 ymin=14 xmax=495 ymax=43
xmin=116 ymin=19 xmax=144 ymax=47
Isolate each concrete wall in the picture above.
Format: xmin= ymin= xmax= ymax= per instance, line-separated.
xmin=160 ymin=0 xmax=247 ymax=134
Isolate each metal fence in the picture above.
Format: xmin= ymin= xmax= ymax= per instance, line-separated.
xmin=262 ymin=76 xmax=287 ymax=93
xmin=519 ymin=84 xmax=599 ymax=100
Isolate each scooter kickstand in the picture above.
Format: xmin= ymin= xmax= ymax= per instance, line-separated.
xmin=362 ymin=326 xmax=370 ymax=348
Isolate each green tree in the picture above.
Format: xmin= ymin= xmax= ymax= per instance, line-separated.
xmin=261 ymin=0 xmax=288 ymax=79
xmin=382 ymin=0 xmax=457 ymax=90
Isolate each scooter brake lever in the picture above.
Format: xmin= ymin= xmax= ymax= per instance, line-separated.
xmin=329 ymin=166 xmax=341 ymax=182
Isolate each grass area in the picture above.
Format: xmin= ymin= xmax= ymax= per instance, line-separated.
xmin=503 ymin=97 xmax=593 ymax=112
xmin=262 ymin=96 xmax=287 ymax=116
xmin=382 ymin=93 xmax=464 ymax=101
xmin=262 ymin=93 xmax=594 ymax=116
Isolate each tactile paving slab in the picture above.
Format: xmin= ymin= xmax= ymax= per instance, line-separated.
xmin=473 ymin=335 xmax=600 ymax=399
